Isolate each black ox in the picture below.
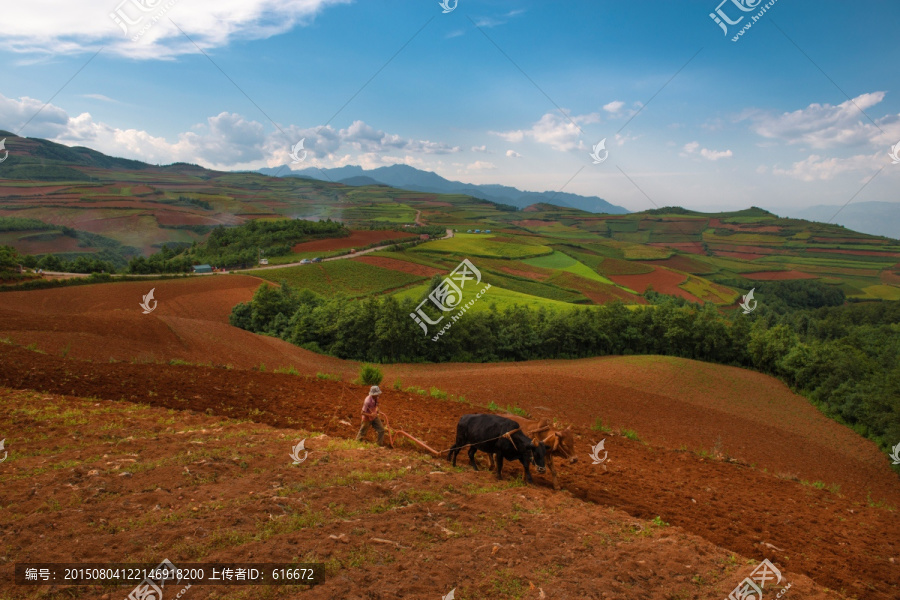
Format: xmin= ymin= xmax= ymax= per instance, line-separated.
xmin=448 ymin=414 xmax=547 ymax=484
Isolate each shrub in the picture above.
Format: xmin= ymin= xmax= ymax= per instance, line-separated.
xmin=355 ymin=364 xmax=383 ymax=386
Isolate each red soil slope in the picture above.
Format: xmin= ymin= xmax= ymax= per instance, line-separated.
xmin=608 ymin=266 xmax=703 ymax=303
xmin=291 ymin=229 xmax=410 ymax=253
xmin=0 ymin=386 xmax=847 ymax=600
xmin=0 ymin=344 xmax=897 ymax=599
xmin=351 ymin=255 xmax=444 ymax=277
xmin=0 ymin=275 xmax=346 ymax=372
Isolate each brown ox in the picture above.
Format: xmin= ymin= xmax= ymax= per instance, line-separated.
xmin=487 ymin=414 xmax=577 ymax=489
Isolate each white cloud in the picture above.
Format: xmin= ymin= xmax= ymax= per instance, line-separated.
xmin=466 ymin=161 xmax=496 ymax=171
xmin=772 ymin=153 xmax=881 ymax=182
xmin=0 ymin=93 xmax=461 ymax=170
xmin=700 ymin=148 xmax=733 ymax=161
xmin=471 ymin=145 xmax=489 ymax=153
xmin=745 ymin=92 xmax=900 ymax=149
xmin=492 ymin=111 xmax=600 ymax=152
xmin=505 ymin=149 xmax=522 ymax=158
xmin=0 ymin=0 xmax=352 ymax=59
xmin=681 ymin=140 xmax=732 ymax=161
xmin=603 ymin=101 xmax=625 ymax=114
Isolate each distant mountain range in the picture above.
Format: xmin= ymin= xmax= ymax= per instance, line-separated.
xmin=774 ymin=201 xmax=899 ymax=240
xmin=258 ymin=164 xmax=629 ymax=215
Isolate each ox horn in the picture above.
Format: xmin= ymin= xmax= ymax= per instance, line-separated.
xmin=541 ymin=432 xmax=559 ymax=451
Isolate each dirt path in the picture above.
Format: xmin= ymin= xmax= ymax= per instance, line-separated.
xmin=232 ymin=228 xmax=452 ymax=273
xmin=0 ymin=342 xmax=897 ymax=599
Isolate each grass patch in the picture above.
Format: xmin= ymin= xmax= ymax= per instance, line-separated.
xmin=621 ymin=428 xmax=641 ymax=442
xmin=487 ymin=401 xmax=528 ymax=417
xmin=590 ymin=418 xmax=612 ymax=433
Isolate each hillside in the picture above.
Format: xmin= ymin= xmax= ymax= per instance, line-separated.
xmin=1 ymin=134 xmax=897 ymax=309
xmin=0 ymin=385 xmax=854 ymax=600
xmin=0 ymin=335 xmax=897 ymax=598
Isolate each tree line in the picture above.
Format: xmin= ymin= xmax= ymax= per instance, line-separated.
xmin=231 ymin=281 xmax=899 ymax=458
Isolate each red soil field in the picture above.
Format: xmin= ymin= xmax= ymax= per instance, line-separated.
xmin=1 ymin=276 xmax=899 ymax=596
xmin=3 ymin=234 xmax=95 ymax=256
xmin=0 ymin=342 xmax=897 ymax=598
xmin=881 ymin=270 xmax=900 ymax=285
xmin=291 ymin=229 xmax=410 ymax=253
xmin=745 ymin=270 xmax=819 ymax=280
xmin=0 ymin=386 xmax=853 ymax=600
xmin=807 ymin=248 xmax=900 ymax=257
xmin=0 ymin=275 xmax=346 ymax=372
xmin=552 ymin=272 xmax=645 ymax=304
xmin=608 ymin=266 xmax=702 ymax=302
xmin=648 ymin=255 xmax=712 ymax=274
xmin=499 ymin=265 xmax=552 ymax=281
xmin=351 ymin=255 xmax=444 ymax=277
xmin=649 ymin=241 xmax=705 ymax=255
xmin=0 ymin=184 xmax=69 ymax=196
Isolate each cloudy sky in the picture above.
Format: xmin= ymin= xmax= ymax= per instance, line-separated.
xmin=0 ymin=0 xmax=898 ymax=214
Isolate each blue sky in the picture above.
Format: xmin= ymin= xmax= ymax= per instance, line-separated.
xmin=1 ymin=0 xmax=898 ymax=214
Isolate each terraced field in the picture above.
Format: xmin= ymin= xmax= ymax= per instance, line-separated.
xmin=253 ymin=260 xmax=428 ymax=298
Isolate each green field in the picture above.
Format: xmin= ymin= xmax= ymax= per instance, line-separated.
xmin=523 ymin=251 xmax=615 ymax=284
xmin=392 ymin=281 xmax=578 ymax=313
xmin=411 ymin=233 xmax=552 ymax=259
xmin=254 ymin=260 xmax=426 ymax=297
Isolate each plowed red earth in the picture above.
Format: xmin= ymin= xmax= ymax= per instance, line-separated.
xmin=882 ymin=270 xmax=900 ymax=285
xmin=648 ymin=242 xmax=705 ymax=255
xmin=350 ymin=256 xmax=444 ymax=277
xmin=291 ymin=230 xmax=410 ymax=253
xmin=745 ymin=270 xmax=818 ymax=281
xmin=607 ymin=267 xmax=703 ymax=303
xmin=499 ymin=266 xmax=552 ymax=281
xmin=0 ymin=388 xmax=845 ymax=600
xmin=0 ymin=276 xmax=346 ymax=372
xmin=0 ymin=344 xmax=897 ymax=599
xmin=1 ymin=278 xmax=898 ymax=598
xmin=551 ymin=272 xmax=645 ymax=304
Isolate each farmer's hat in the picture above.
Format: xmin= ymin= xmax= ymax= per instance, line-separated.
xmin=370 ymin=385 xmax=382 ymax=396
